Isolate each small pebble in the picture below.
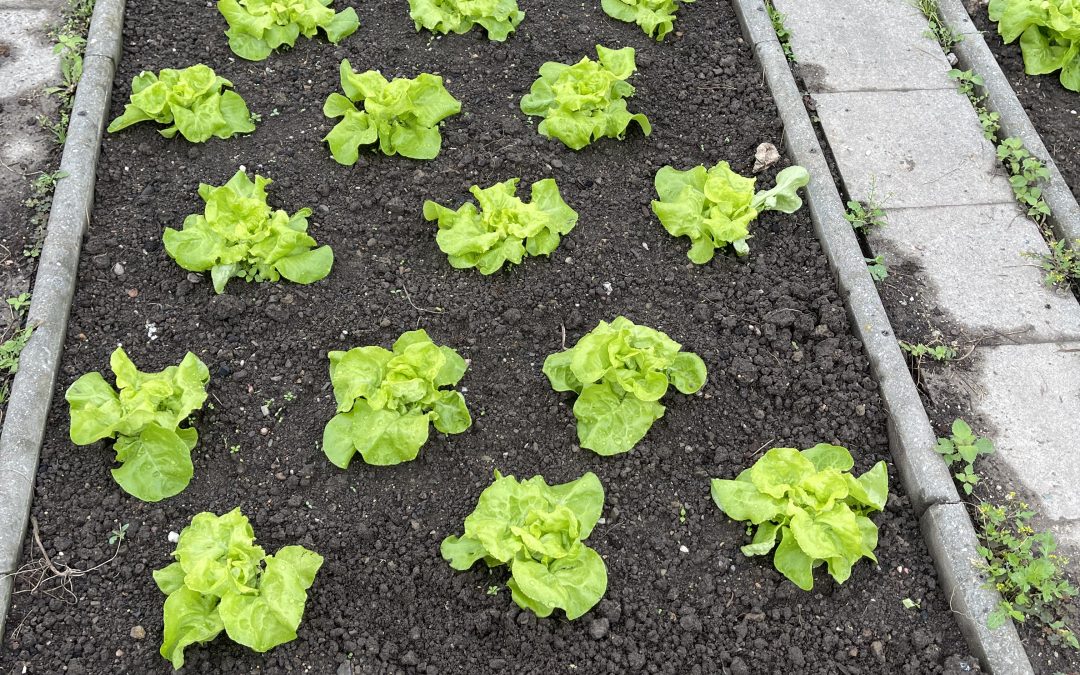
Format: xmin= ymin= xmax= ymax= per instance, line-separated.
xmin=167 ymin=531 xmax=179 ymax=543
xmin=112 ymin=263 xmax=124 ymax=276
xmin=130 ymin=626 xmax=145 ymax=640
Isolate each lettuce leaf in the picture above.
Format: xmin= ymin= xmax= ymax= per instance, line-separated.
xmin=163 ymin=169 xmax=333 ymax=293
xmin=989 ymin=0 xmax=1080 ymax=91
xmin=423 ymin=178 xmax=578 ymax=274
xmin=601 ymin=0 xmax=694 ymax=41
xmin=520 ymin=45 xmax=652 ymax=150
xmin=218 ymin=0 xmax=359 ymax=61
xmin=542 ymin=316 xmax=706 ymax=455
xmin=323 ymin=60 xmax=462 ymax=165
xmin=107 ymin=65 xmax=256 ymax=142
xmin=711 ymin=445 xmax=887 ymax=590
xmin=408 ymin=0 xmax=524 ymax=41
xmin=66 ymin=347 xmax=209 ymax=502
xmin=652 ymin=162 xmax=808 ymax=263
xmin=155 ymin=509 xmax=323 ymax=669
xmin=322 ymin=330 xmax=470 ymax=467
xmin=442 ymin=471 xmax=607 ymax=620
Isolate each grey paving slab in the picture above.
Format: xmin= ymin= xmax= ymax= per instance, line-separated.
xmin=0 ymin=8 xmax=59 ymax=96
xmin=943 ymin=342 xmax=1080 ymax=550
xmin=773 ymin=0 xmax=954 ymax=93
xmin=814 ymin=89 xmax=1015 ymax=209
xmin=868 ymin=203 xmax=1080 ymax=342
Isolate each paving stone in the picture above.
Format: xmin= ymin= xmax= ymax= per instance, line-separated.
xmin=940 ymin=342 xmax=1080 ymax=550
xmin=0 ymin=9 xmax=59 ymax=96
xmin=868 ymin=203 xmax=1080 ymax=342
xmin=813 ymin=89 xmax=1015 ymax=209
xmin=774 ymin=0 xmax=954 ymax=93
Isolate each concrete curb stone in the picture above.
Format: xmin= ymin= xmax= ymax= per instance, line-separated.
xmin=0 ymin=0 xmax=125 ymax=640
xmin=730 ymin=0 xmax=1033 ymax=672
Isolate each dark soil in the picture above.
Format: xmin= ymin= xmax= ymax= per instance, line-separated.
xmin=1 ymin=0 xmax=982 ymax=672
xmin=970 ymin=5 xmax=1080 ymax=200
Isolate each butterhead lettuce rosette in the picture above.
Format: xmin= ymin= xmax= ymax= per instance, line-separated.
xmin=423 ymin=178 xmax=578 ymax=274
xmin=520 ymin=45 xmax=652 ymax=150
xmin=601 ymin=0 xmax=694 ymax=41
xmin=988 ymin=0 xmax=1080 ymax=91
xmin=163 ymin=169 xmax=333 ymax=293
xmin=218 ymin=0 xmax=359 ymax=61
xmin=66 ymin=347 xmax=209 ymax=502
xmin=442 ymin=471 xmax=608 ymax=620
xmin=543 ymin=316 xmax=707 ymax=456
xmin=407 ymin=0 xmax=524 ymax=41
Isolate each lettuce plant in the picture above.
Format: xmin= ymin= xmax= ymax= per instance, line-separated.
xmin=442 ymin=471 xmax=607 ymax=619
xmin=153 ymin=508 xmax=323 ymax=669
xmin=107 ymin=65 xmax=256 ymax=143
xmin=543 ymin=316 xmax=706 ymax=456
xmin=520 ymin=45 xmax=652 ymax=151
xmin=322 ymin=329 xmax=470 ymax=467
xmin=218 ymin=0 xmax=359 ymax=61
xmin=422 ymin=178 xmax=578 ymax=274
xmin=66 ymin=347 xmax=209 ymax=502
xmin=989 ymin=0 xmax=1080 ymax=92
xmin=711 ymin=445 xmax=887 ymax=591
xmin=652 ymin=162 xmax=809 ymax=263
xmin=164 ymin=169 xmax=333 ymax=294
xmin=408 ymin=0 xmax=524 ymax=41
xmin=323 ymin=60 xmax=462 ymax=165
xmin=601 ymin=0 xmax=694 ymax=41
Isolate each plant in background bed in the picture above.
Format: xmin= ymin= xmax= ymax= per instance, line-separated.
xmin=711 ymin=444 xmax=887 ymax=591
xmin=442 ymin=471 xmax=607 ymax=619
xmin=543 ymin=316 xmax=706 ymax=456
xmin=408 ymin=0 xmax=524 ymax=41
xmin=218 ymin=0 xmax=359 ymax=61
xmin=322 ymin=329 xmax=470 ymax=467
xmin=107 ymin=65 xmax=256 ymax=142
xmin=66 ymin=347 xmax=209 ymax=502
xmin=323 ymin=60 xmax=462 ymax=165
xmin=651 ymin=161 xmax=809 ymax=263
xmin=601 ymin=0 xmax=694 ymax=41
xmin=422 ymin=178 xmax=578 ymax=274
xmin=154 ymin=508 xmax=323 ymax=669
xmin=988 ymin=0 xmax=1080 ymax=92
xmin=520 ymin=45 xmax=651 ymax=150
xmin=164 ymin=169 xmax=334 ymax=293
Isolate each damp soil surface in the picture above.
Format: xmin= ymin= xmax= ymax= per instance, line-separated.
xmin=971 ymin=8 xmax=1080 ymax=199
xmin=1 ymin=0 xmax=982 ymax=672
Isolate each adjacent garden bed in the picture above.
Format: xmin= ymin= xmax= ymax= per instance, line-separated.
xmin=1 ymin=0 xmax=981 ymax=672
xmin=971 ymin=5 xmax=1080 ymax=199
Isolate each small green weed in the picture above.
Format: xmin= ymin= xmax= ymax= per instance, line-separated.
xmin=865 ymin=255 xmax=888 ymax=282
xmin=913 ymin=0 xmax=963 ymax=54
xmin=0 ymin=325 xmax=36 ymax=406
xmin=935 ymin=418 xmax=995 ymax=495
xmin=1027 ymin=237 xmax=1080 ymax=289
xmin=997 ymin=138 xmax=1051 ymax=222
xmin=109 ymin=522 xmax=129 ymax=546
xmin=765 ymin=1 xmax=795 ymax=62
xmin=899 ymin=340 xmax=956 ymax=362
xmin=6 ymin=293 xmax=31 ymax=315
xmin=948 ymin=69 xmax=1000 ymax=142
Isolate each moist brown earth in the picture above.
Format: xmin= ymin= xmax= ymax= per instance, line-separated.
xmin=1 ymin=0 xmax=981 ymax=672
xmin=971 ymin=7 xmax=1080 ymax=200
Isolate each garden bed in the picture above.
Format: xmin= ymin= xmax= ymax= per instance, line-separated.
xmin=971 ymin=6 xmax=1080 ymax=200
xmin=0 ymin=0 xmax=982 ymax=672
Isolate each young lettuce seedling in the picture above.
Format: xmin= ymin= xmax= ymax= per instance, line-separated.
xmin=651 ymin=161 xmax=809 ymax=263
xmin=323 ymin=60 xmax=462 ymax=165
xmin=154 ymin=508 xmax=323 ymax=669
xmin=408 ymin=0 xmax=524 ymax=41
xmin=164 ymin=169 xmax=334 ymax=293
xmin=218 ymin=0 xmax=359 ymax=61
xmin=711 ymin=444 xmax=888 ymax=591
xmin=601 ymin=0 xmax=694 ymax=41
xmin=520 ymin=45 xmax=652 ymax=150
xmin=66 ymin=347 xmax=209 ymax=502
xmin=107 ymin=65 xmax=256 ymax=142
xmin=543 ymin=316 xmax=707 ymax=456
xmin=423 ymin=178 xmax=578 ymax=274
xmin=322 ymin=329 xmax=471 ymax=467
xmin=442 ymin=471 xmax=608 ymax=620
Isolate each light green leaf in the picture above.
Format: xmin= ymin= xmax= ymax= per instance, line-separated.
xmin=111 ymin=424 xmax=195 ymax=503
xmin=159 ymin=587 xmax=225 ymax=670
xmin=408 ymin=0 xmax=524 ymax=41
xmin=574 ymin=382 xmax=665 ymax=455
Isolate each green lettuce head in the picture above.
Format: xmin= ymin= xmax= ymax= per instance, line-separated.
xmin=66 ymin=347 xmax=209 ymax=502
xmin=423 ymin=178 xmax=578 ymax=274
xmin=601 ymin=0 xmax=694 ymax=41
xmin=543 ymin=316 xmax=707 ymax=456
xmin=988 ymin=0 xmax=1080 ymax=91
xmin=520 ymin=45 xmax=652 ymax=150
xmin=442 ymin=471 xmax=608 ymax=620
xmin=163 ymin=169 xmax=333 ymax=293
xmin=107 ymin=65 xmax=256 ymax=142
xmin=408 ymin=0 xmax=524 ymax=41
xmin=218 ymin=0 xmax=359 ymax=61
xmin=711 ymin=445 xmax=888 ymax=591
